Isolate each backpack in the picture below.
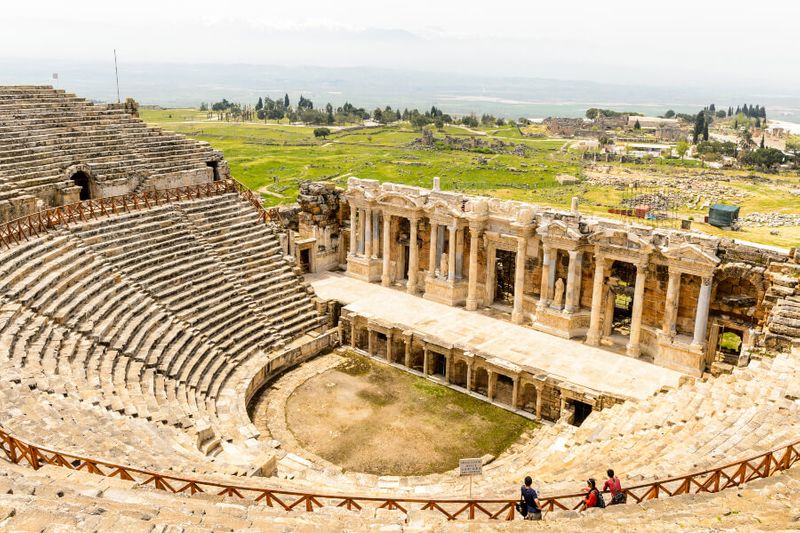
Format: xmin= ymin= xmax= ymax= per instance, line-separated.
xmin=515 ymin=499 xmax=528 ymax=517
xmin=593 ymin=488 xmax=606 ymax=509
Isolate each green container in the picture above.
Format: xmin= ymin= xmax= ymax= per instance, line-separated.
xmin=708 ymin=204 xmax=740 ymax=228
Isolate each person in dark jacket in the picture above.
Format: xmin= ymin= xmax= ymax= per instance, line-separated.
xmin=520 ymin=476 xmax=542 ymax=520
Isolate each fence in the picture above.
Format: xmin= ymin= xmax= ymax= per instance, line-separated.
xmin=0 ymin=178 xmax=281 ymax=249
xmin=0 ymin=423 xmax=797 ymax=521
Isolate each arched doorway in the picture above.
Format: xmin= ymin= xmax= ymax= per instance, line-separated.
xmin=604 ymin=260 xmax=637 ymax=340
xmin=70 ymin=171 xmax=93 ymax=201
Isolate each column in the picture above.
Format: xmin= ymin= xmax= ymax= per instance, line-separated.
xmin=538 ymin=244 xmax=551 ymax=308
xmin=548 ymin=250 xmax=557 ymax=296
xmin=444 ymin=355 xmax=451 ymax=383
xmin=404 ymin=335 xmax=412 ymax=368
xmin=428 ymin=221 xmax=438 ymax=278
xmin=466 ymin=226 xmax=481 ymax=311
xmin=626 ymin=262 xmax=648 ymax=357
xmin=692 ymin=276 xmax=713 ymax=348
xmin=564 ymin=250 xmax=583 ymax=313
xmin=662 ymin=270 xmax=681 ymax=336
xmin=487 ymin=371 xmax=496 ymax=400
xmin=535 ymin=386 xmax=543 ymax=418
xmin=447 ymin=225 xmax=457 ymax=282
xmin=367 ymin=328 xmax=375 ymax=356
xmin=437 ymin=225 xmax=445 ymax=269
xmin=349 ymin=321 xmax=356 ymax=348
xmin=407 ymin=217 xmax=419 ymax=294
xmin=455 ymin=229 xmax=464 ymax=279
xmin=381 ymin=212 xmax=392 ymax=286
xmin=372 ymin=211 xmax=380 ymax=254
xmin=511 ymin=378 xmax=519 ymax=409
xmin=586 ymin=255 xmax=606 ymax=346
xmin=511 ymin=236 xmax=527 ymax=324
xmin=364 ymin=207 xmax=373 ymax=258
xmin=422 ymin=346 xmax=429 ymax=375
xmin=466 ymin=362 xmax=473 ymax=391
xmin=357 ymin=209 xmax=365 ymax=255
xmin=349 ymin=204 xmax=357 ymax=255
xmin=386 ymin=332 xmax=393 ymax=362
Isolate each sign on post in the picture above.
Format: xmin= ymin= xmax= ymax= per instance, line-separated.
xmin=459 ymin=458 xmax=482 ymax=498
xmin=459 ymin=458 xmax=482 ymax=476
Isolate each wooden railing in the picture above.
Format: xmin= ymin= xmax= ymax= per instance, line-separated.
xmin=0 ymin=423 xmax=797 ymax=521
xmin=0 ymin=178 xmax=282 ymax=249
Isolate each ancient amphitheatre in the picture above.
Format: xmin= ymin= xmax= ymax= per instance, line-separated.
xmin=0 ymin=85 xmax=799 ymax=532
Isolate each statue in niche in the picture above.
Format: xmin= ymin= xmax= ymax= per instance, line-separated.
xmin=553 ymin=278 xmax=565 ymax=309
xmin=439 ymin=252 xmax=449 ymax=278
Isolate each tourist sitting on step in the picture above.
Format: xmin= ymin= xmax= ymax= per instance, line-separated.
xmin=604 ymin=468 xmax=626 ymax=505
xmin=518 ymin=476 xmax=542 ymax=521
xmin=579 ymin=478 xmax=605 ymax=511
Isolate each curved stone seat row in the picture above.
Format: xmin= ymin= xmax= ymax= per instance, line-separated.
xmin=0 ymin=193 xmax=325 ymax=473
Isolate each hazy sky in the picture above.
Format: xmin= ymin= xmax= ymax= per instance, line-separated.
xmin=3 ymin=0 xmax=798 ymax=89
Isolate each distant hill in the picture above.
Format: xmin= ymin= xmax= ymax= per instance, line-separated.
xmin=2 ymin=60 xmax=800 ymax=122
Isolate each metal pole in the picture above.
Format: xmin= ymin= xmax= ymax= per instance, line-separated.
xmin=114 ymin=49 xmax=121 ymax=103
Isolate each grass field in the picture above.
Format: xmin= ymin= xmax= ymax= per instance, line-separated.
xmin=283 ymin=352 xmax=536 ymax=476
xmin=141 ymin=109 xmax=800 ymax=248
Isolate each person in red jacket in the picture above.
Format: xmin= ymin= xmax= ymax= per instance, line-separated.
xmin=579 ymin=478 xmax=604 ymax=511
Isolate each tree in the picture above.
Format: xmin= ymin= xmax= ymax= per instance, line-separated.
xmin=742 ymin=147 xmax=785 ymax=170
xmin=786 ymin=138 xmax=800 ymax=169
xmin=709 ymin=103 xmax=716 ymax=112
xmin=664 ymin=109 xmax=675 ymax=118
xmin=702 ymin=121 xmax=709 ymax=141
xmin=715 ymin=109 xmax=727 ymax=118
xmin=255 ymin=97 xmax=263 ymax=111
xmin=633 ymin=119 xmax=641 ymax=130
xmin=313 ymin=127 xmax=331 ymax=139
xmin=760 ymin=134 xmax=765 ymax=149
xmin=693 ymin=111 xmax=705 ymax=143
xmin=284 ymin=94 xmax=290 ymax=108
xmin=372 ymin=108 xmax=383 ymax=123
xmin=676 ymin=140 xmax=689 ymax=159
xmin=410 ymin=114 xmax=431 ymax=130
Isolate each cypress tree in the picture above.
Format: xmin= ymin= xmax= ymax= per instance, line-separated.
xmin=255 ymin=97 xmax=263 ymax=111
xmin=284 ymin=94 xmax=290 ymax=108
xmin=693 ymin=111 xmax=705 ymax=143
xmin=743 ymin=104 xmax=749 ymax=117
xmin=760 ymin=134 xmax=765 ymax=149
xmin=702 ymin=121 xmax=709 ymax=141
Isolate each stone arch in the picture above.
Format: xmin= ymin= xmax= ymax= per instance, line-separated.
xmin=64 ymin=163 xmax=96 ymax=201
xmin=451 ymin=359 xmax=468 ymax=388
xmin=711 ymin=263 xmax=767 ymax=323
xmin=473 ymin=366 xmax=489 ymax=396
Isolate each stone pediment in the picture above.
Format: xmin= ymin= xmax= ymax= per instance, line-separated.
xmin=375 ymin=191 xmax=426 ymax=210
xmin=538 ymin=219 xmax=581 ymax=240
xmin=590 ymin=228 xmax=653 ymax=253
xmin=424 ymin=198 xmax=463 ymax=221
xmin=662 ymin=243 xmax=720 ymax=269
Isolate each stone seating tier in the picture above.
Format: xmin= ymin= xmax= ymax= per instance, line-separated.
xmin=0 ymin=86 xmax=222 ymax=203
xmin=0 ymin=193 xmax=325 ymax=473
